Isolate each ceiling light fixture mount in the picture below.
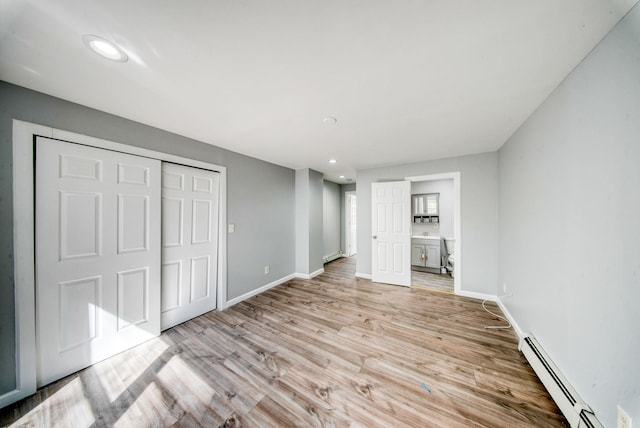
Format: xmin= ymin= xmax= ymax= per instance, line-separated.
xmin=323 ymin=117 xmax=337 ymax=124
xmin=329 ymin=159 xmax=337 ymax=164
xmin=83 ymin=35 xmax=128 ymax=62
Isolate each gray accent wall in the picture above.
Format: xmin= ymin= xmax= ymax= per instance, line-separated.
xmin=498 ymin=5 xmax=640 ymax=425
xmin=308 ymin=170 xmax=324 ymax=274
xmin=295 ymin=168 xmax=324 ymax=275
xmin=0 ymin=82 xmax=295 ymax=395
xmin=356 ymin=153 xmax=498 ymax=295
xmin=323 ymin=180 xmax=341 ymax=259
xmin=322 ymin=180 xmax=344 ymax=257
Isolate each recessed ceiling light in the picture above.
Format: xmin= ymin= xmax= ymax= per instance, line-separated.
xmin=323 ymin=117 xmax=337 ymax=124
xmin=339 ymin=175 xmax=345 ymax=179
xmin=83 ymin=35 xmax=128 ymax=62
xmin=329 ymin=159 xmax=337 ymax=164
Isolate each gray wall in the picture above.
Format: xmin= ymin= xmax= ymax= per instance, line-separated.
xmin=0 ymin=81 xmax=296 ymax=395
xmin=295 ymin=168 xmax=324 ymax=274
xmin=322 ymin=180 xmax=341 ymax=259
xmin=356 ymin=152 xmax=498 ymax=295
xmin=498 ymin=5 xmax=640 ymax=425
xmin=411 ymin=179 xmax=454 ymax=239
xmin=308 ymin=170 xmax=324 ymax=273
xmin=295 ymin=169 xmax=310 ymax=274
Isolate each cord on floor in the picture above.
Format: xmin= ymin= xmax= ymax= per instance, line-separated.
xmin=482 ymin=300 xmax=511 ymax=330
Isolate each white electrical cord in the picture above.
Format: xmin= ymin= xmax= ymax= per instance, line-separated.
xmin=482 ymin=300 xmax=512 ymax=330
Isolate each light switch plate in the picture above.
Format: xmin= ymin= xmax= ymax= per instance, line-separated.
xmin=228 ymin=224 xmax=235 ymax=233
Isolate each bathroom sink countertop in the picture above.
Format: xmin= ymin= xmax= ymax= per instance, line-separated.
xmin=411 ymin=235 xmax=441 ymax=240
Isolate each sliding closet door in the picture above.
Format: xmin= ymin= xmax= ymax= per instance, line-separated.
xmin=161 ymin=162 xmax=219 ymax=330
xmin=35 ymin=137 xmax=161 ymax=387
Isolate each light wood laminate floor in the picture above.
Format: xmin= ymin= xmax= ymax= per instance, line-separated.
xmin=1 ymin=257 xmax=567 ymax=427
xmin=411 ymin=269 xmax=454 ymax=293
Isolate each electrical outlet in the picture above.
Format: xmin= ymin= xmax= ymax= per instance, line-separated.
xmin=618 ymin=406 xmax=632 ymax=428
xmin=264 ymin=266 xmax=270 ymax=274
xmin=228 ymin=223 xmax=235 ymax=233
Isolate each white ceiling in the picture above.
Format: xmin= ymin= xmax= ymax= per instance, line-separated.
xmin=1 ymin=0 xmax=636 ymax=183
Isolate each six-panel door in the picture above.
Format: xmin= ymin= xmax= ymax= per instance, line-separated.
xmin=161 ymin=162 xmax=220 ymax=330
xmin=371 ymin=181 xmax=411 ymax=286
xmin=35 ymin=137 xmax=161 ymax=387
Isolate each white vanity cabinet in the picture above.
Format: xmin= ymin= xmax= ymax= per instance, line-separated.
xmin=411 ymin=237 xmax=441 ymax=272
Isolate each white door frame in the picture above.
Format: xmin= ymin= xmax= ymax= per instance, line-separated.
xmin=6 ymin=119 xmax=228 ymax=407
xmin=405 ymin=172 xmax=461 ymax=295
xmin=344 ymin=191 xmax=357 ymax=257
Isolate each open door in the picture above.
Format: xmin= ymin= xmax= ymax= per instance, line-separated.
xmin=371 ymin=181 xmax=411 ymax=286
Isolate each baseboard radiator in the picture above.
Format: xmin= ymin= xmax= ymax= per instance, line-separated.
xmin=323 ymin=252 xmax=342 ymax=263
xmin=520 ymin=335 xmax=603 ymax=428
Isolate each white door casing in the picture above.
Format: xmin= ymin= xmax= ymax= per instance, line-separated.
xmin=371 ymin=181 xmax=411 ymax=286
xmin=35 ymin=137 xmax=161 ymax=387
xmin=161 ymin=163 xmax=220 ymax=330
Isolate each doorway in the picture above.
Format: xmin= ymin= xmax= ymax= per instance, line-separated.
xmin=9 ymin=120 xmax=228 ymax=407
xmin=406 ymin=173 xmax=461 ymax=294
xmin=345 ymin=192 xmax=357 ymax=257
xmin=34 ymin=136 xmax=222 ymax=387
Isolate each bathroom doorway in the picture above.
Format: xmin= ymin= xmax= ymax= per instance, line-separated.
xmin=406 ymin=173 xmax=461 ymax=294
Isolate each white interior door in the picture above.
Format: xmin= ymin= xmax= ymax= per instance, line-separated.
xmin=346 ymin=193 xmax=357 ymax=256
xmin=371 ymin=181 xmax=411 ymax=286
xmin=35 ymin=137 xmax=161 ymax=387
xmin=161 ymin=163 xmax=219 ymax=330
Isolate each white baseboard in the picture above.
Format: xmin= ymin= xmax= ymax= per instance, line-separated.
xmin=355 ymin=272 xmax=372 ymax=280
xmin=224 ymin=273 xmax=295 ymax=308
xmin=295 ymin=268 xmax=324 ymax=280
xmin=456 ymin=290 xmax=496 ymax=301
xmin=0 ymin=388 xmax=32 ymax=410
xmin=496 ymin=297 xmax=525 ymax=341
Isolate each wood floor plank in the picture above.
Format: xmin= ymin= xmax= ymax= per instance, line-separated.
xmin=0 ymin=257 xmax=567 ymax=427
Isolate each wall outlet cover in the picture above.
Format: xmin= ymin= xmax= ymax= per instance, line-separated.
xmin=228 ymin=224 xmax=235 ymax=233
xmin=264 ymin=266 xmax=270 ymax=274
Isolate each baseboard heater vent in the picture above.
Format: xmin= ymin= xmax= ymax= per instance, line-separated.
xmin=323 ymin=252 xmax=342 ymax=264
xmin=520 ymin=335 xmax=603 ymax=428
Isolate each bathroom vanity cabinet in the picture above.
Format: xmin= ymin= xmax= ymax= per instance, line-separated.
xmin=411 ymin=238 xmax=441 ymax=273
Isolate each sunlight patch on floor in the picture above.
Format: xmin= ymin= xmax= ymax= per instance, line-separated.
xmin=13 ymin=377 xmax=95 ymax=427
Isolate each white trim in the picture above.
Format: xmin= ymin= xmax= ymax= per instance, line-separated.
xmin=2 ymin=121 xmax=52 ymax=408
xmin=225 ymin=274 xmax=295 ymax=308
xmin=406 ymin=172 xmax=462 ymax=295
xmin=355 ymin=272 xmax=372 ymax=280
xmin=295 ymin=268 xmax=324 ymax=280
xmin=9 ymin=120 xmax=228 ymax=407
xmin=456 ymin=290 xmax=496 ymax=301
xmin=496 ymin=297 xmax=525 ymax=341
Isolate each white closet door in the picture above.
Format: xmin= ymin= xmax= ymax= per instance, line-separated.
xmin=35 ymin=137 xmax=161 ymax=387
xmin=161 ymin=162 xmax=219 ymax=330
